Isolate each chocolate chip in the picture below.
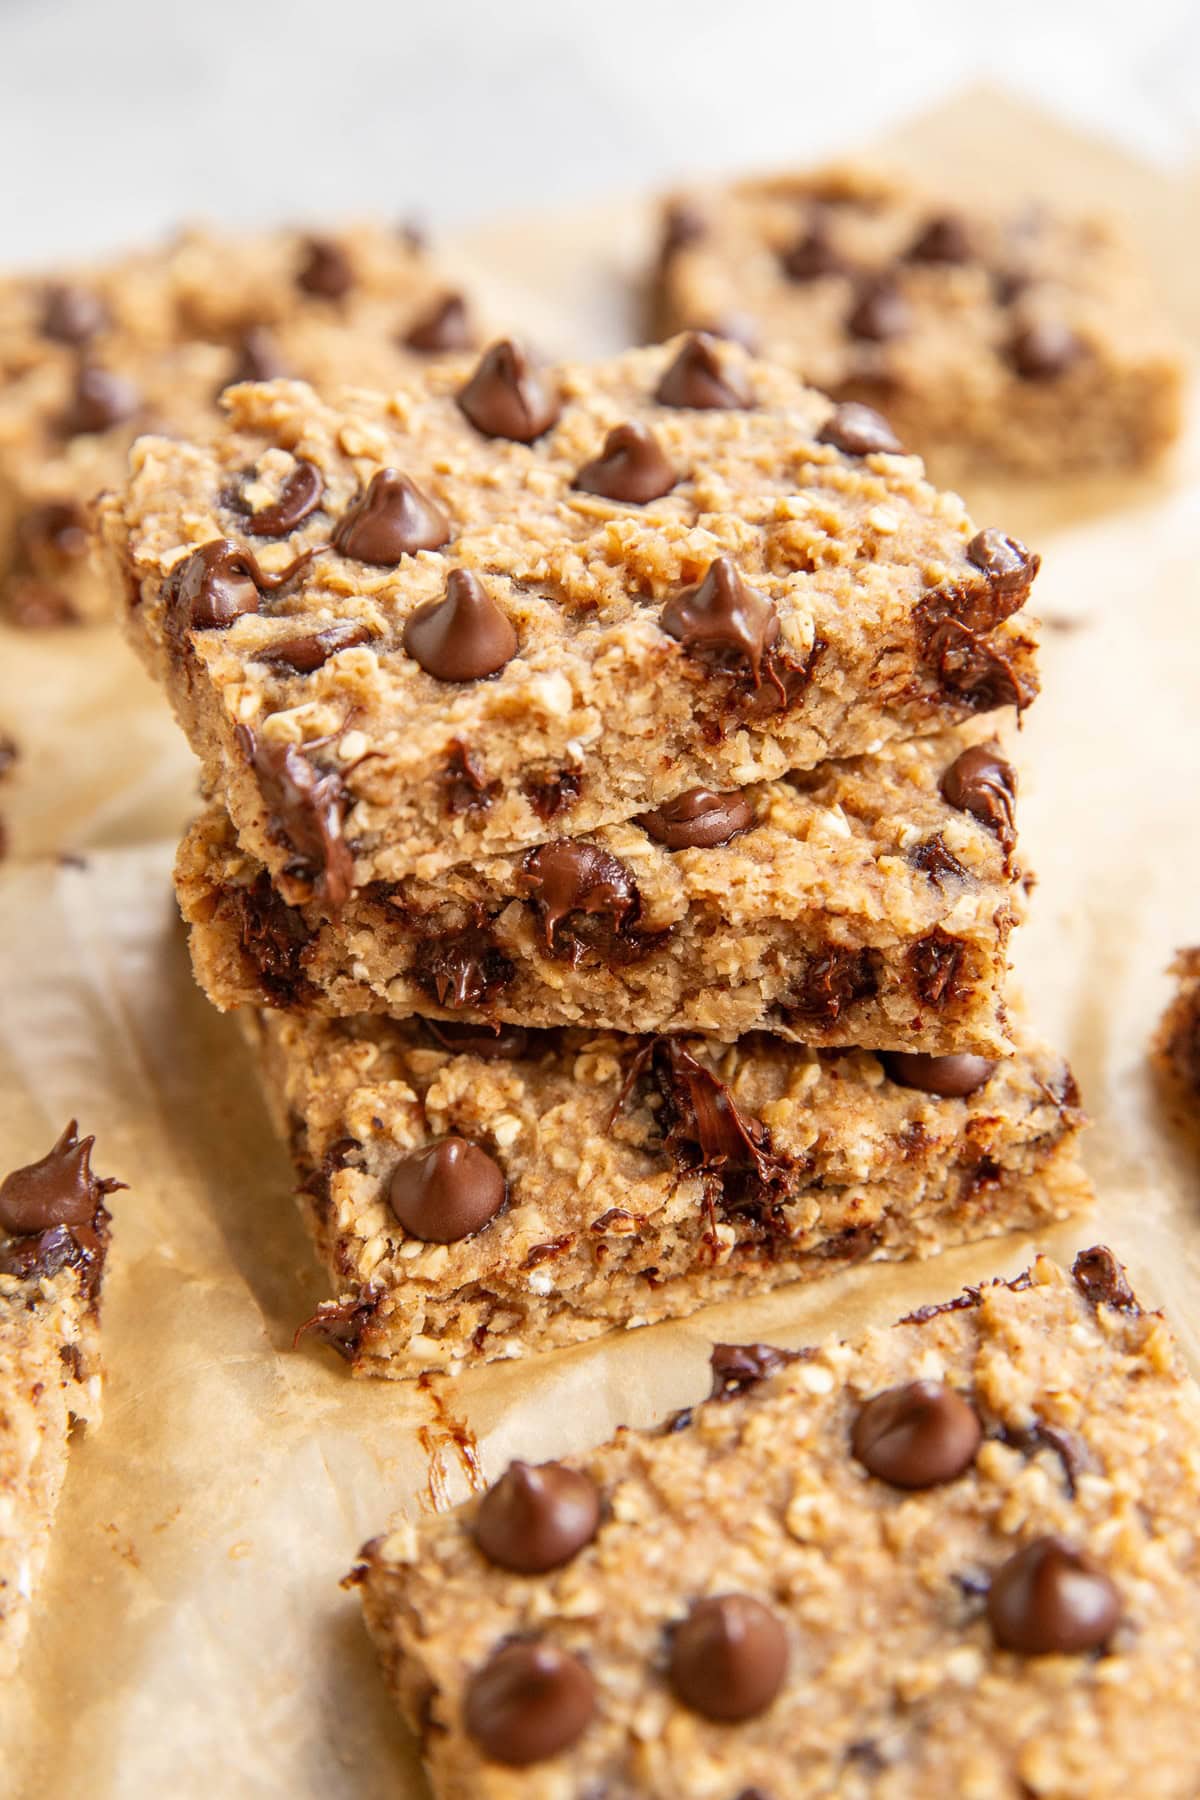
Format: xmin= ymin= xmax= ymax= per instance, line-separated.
xmin=1072 ymin=1245 xmax=1139 ymax=1312
xmin=40 ymin=284 xmax=108 ymax=345
xmin=245 ymin=462 xmax=324 ymax=537
xmin=522 ymin=840 xmax=639 ymax=958
xmin=17 ymin=501 xmax=90 ymax=568
xmin=333 ymin=469 xmax=450 ymax=565
xmin=441 ymin=740 xmax=499 ymax=816
xmin=817 ymin=402 xmax=903 ymax=457
xmin=987 ymin=1537 xmax=1120 ymax=1655
xmin=709 ymin=1343 xmax=798 ymax=1402
xmin=780 ymin=220 xmax=845 ymax=282
xmin=1008 ymin=320 xmax=1081 ymax=380
xmin=881 ymin=1052 xmax=996 ymax=1098
xmin=966 ymin=528 xmax=1040 ymax=598
xmin=423 ymin=1019 xmax=530 ymax=1060
xmin=656 ymin=333 xmax=753 ymax=409
xmin=573 ymin=422 xmax=678 ymax=505
xmin=846 ymin=281 xmax=911 ymax=342
xmin=163 ymin=540 xmax=263 ymax=633
xmin=661 ymin=557 xmax=780 ymax=690
xmin=923 ymin=617 xmax=1032 ymax=714
xmin=294 ymin=1295 xmax=378 ymax=1362
xmin=403 ymin=291 xmax=474 ymax=353
xmin=940 ymin=745 xmax=1017 ymax=855
xmin=0 ymin=1121 xmax=123 ymax=1237
xmin=464 ymin=1641 xmax=595 ymax=1767
xmin=63 ymin=365 xmax=139 ymax=435
xmin=257 ymin=620 xmax=371 ymax=673
xmin=474 ymin=1461 xmax=601 ymax=1573
xmin=654 ymin=1041 xmax=782 ymax=1184
xmin=388 ymin=1136 xmax=505 ymax=1243
xmin=231 ymin=871 xmax=314 ymax=1005
xmin=229 ymin=326 xmax=289 ymax=384
xmin=637 ymin=787 xmax=755 ymax=850
xmin=297 ymin=236 xmax=354 ymax=299
xmin=668 ymin=1595 xmax=788 ymax=1721
xmin=403 ymin=570 xmax=517 ymax=681
xmin=908 ymin=833 xmax=970 ymax=886
xmin=411 ymin=926 xmax=515 ymax=1009
xmin=523 ymin=768 xmax=582 ymax=823
xmin=909 ymin=930 xmax=966 ymax=1008
xmin=906 ymin=213 xmax=973 ymax=264
xmin=236 ymin=727 xmax=353 ymax=909
xmin=852 ymin=1380 xmax=982 ymax=1488
xmin=457 ymin=340 xmax=561 ymax=442
xmin=786 ymin=945 xmax=879 ymax=1026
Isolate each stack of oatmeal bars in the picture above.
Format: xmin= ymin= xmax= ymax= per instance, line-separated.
xmin=97 ymin=325 xmax=1091 ymax=1379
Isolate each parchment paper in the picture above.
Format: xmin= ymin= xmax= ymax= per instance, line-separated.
xmin=0 ymin=89 xmax=1197 ymax=1800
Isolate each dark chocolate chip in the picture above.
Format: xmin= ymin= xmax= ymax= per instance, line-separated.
xmin=423 ymin=1019 xmax=530 ymax=1060
xmin=909 ymin=930 xmax=966 ymax=1008
xmin=522 ymin=840 xmax=639 ymax=956
xmin=573 ymin=422 xmax=678 ymax=504
xmin=296 ymin=236 xmax=354 ymax=299
xmin=817 ymin=401 xmax=902 ymax=457
xmin=457 ymin=340 xmax=561 ymax=442
xmin=967 ymin=528 xmax=1040 ymax=596
xmin=411 ymin=926 xmax=515 ymax=1010
xmin=852 ymin=1380 xmax=982 ymax=1488
xmin=163 ymin=539 xmax=263 ymax=633
xmin=231 ymin=870 xmax=313 ymax=1006
xmin=987 ymin=1536 xmax=1121 ymax=1655
xmin=882 ymin=1052 xmax=996 ymax=1098
xmin=846 ymin=281 xmax=911 ymax=342
xmin=464 ymin=1641 xmax=595 ymax=1767
xmin=332 ymin=469 xmax=450 ymax=565
xmin=63 ymin=365 xmax=139 ymax=435
xmin=660 ymin=557 xmax=780 ymax=689
xmin=0 ymin=1121 xmax=123 ymax=1237
xmin=403 ymin=570 xmax=517 ymax=681
xmin=637 ymin=787 xmax=755 ymax=850
xmin=709 ymin=1342 xmax=798 ymax=1402
xmin=1008 ymin=320 xmax=1081 ymax=380
xmin=523 ymin=767 xmax=582 ymax=823
xmin=294 ymin=1295 xmax=378 ymax=1362
xmin=668 ymin=1595 xmax=788 ymax=1721
xmin=403 ymin=291 xmax=474 ymax=353
xmin=257 ymin=621 xmax=371 ymax=673
xmin=17 ymin=501 xmax=90 ymax=568
xmin=388 ymin=1137 xmax=506 ymax=1243
xmin=656 ymin=333 xmax=753 ymax=409
xmin=236 ymin=726 xmax=353 ymax=909
xmin=245 ymin=462 xmax=324 ymax=537
xmin=474 ymin=1461 xmax=601 ymax=1573
xmin=940 ymin=745 xmax=1017 ymax=855
xmin=1072 ymin=1246 xmax=1138 ymax=1312
xmin=787 ymin=945 xmax=879 ymax=1026
xmin=780 ymin=220 xmax=846 ymax=282
xmin=229 ymin=326 xmax=289 ymax=384
xmin=908 ymin=833 xmax=970 ymax=887
xmin=906 ymin=213 xmax=973 ymax=264
xmin=654 ymin=1041 xmax=782 ymax=1182
xmin=441 ymin=740 xmax=499 ymax=816
xmin=40 ymin=284 xmax=108 ymax=345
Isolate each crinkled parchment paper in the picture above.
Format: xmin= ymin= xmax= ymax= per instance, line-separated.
xmin=0 ymin=89 xmax=1197 ymax=1800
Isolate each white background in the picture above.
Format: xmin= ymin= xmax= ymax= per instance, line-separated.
xmin=1 ymin=0 xmax=1199 ymax=264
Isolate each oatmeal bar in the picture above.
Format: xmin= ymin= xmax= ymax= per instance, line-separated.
xmin=0 ymin=1124 xmax=121 ymax=1675
xmin=247 ymin=1006 xmax=1089 ymax=1380
xmin=351 ymin=1249 xmax=1199 ymax=1799
xmin=180 ymin=727 xmax=1023 ymax=1054
xmin=654 ymin=163 xmax=1184 ymax=480
xmin=1153 ymin=947 xmax=1200 ymax=1104
xmin=0 ymin=222 xmax=479 ymax=624
xmin=98 ymin=338 xmax=1041 ymax=891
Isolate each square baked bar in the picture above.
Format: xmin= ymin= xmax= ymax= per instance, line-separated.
xmin=653 ymin=164 xmax=1184 ymax=479
xmin=180 ymin=726 xmax=1023 ymax=1054
xmin=0 ymin=222 xmax=479 ymax=623
xmin=352 ymin=1249 xmax=1200 ymax=1799
xmin=247 ymin=1006 xmax=1089 ymax=1380
xmin=99 ymin=337 xmax=1041 ymax=893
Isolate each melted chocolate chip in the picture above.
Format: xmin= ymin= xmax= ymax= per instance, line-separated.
xmin=668 ymin=1595 xmax=788 ymax=1721
xmin=940 ymin=745 xmax=1017 ymax=855
xmin=63 ymin=365 xmax=139 ymax=435
xmin=846 ymin=281 xmax=911 ymax=342
xmin=1009 ymin=319 xmax=1081 ymax=380
xmin=1072 ymin=1245 xmax=1138 ymax=1312
xmin=40 ymin=284 xmax=107 ymax=345
xmin=923 ymin=617 xmax=1033 ymax=714
xmin=909 ymin=930 xmax=966 ymax=1008
xmin=522 ymin=841 xmax=639 ymax=959
xmin=411 ymin=926 xmax=515 ymax=1009
xmin=245 ymin=462 xmax=324 ymax=537
xmin=817 ymin=401 xmax=902 ymax=457
xmin=403 ymin=570 xmax=517 ymax=681
xmin=523 ymin=768 xmax=582 ymax=822
xmin=656 ymin=333 xmax=753 ymax=409
xmin=333 ymin=469 xmax=450 ymax=565
xmin=474 ymin=1462 xmax=601 ymax=1573
xmin=637 ymin=787 xmax=755 ymax=850
xmin=852 ymin=1380 xmax=982 ymax=1488
xmin=0 ymin=1121 xmax=123 ymax=1236
xmin=709 ymin=1342 xmax=799 ymax=1402
xmin=908 ymin=833 xmax=970 ymax=887
xmin=388 ymin=1136 xmax=505 ymax=1242
xmin=881 ymin=1052 xmax=996 ymax=1098
xmin=573 ymin=422 xmax=678 ymax=504
xmin=464 ymin=1641 xmax=595 ymax=1767
xmin=163 ymin=540 xmax=264 ymax=634
xmin=787 ymin=945 xmax=879 ymax=1026
xmin=906 ymin=213 xmax=973 ymax=264
xmin=257 ymin=620 xmax=371 ymax=673
xmin=296 ymin=237 xmax=354 ymax=299
xmin=654 ymin=1041 xmax=783 ymax=1187
xmin=661 ymin=557 xmax=780 ymax=689
xmin=0 ymin=1218 xmax=108 ymax=1292
xmin=231 ymin=871 xmax=313 ymax=1005
xmin=967 ymin=528 xmax=1040 ymax=597
xmin=294 ymin=1294 xmax=378 ymax=1361
xmin=236 ymin=726 xmax=353 ymax=909
xmin=229 ymin=326 xmax=289 ymax=384
xmin=441 ymin=740 xmax=499 ymax=816
xmin=987 ymin=1537 xmax=1120 ymax=1655
xmin=403 ymin=291 xmax=474 ymax=353
xmin=781 ymin=220 xmax=845 ymax=282
xmin=423 ymin=1019 xmax=530 ymax=1060
xmin=457 ymin=340 xmax=561 ymax=442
